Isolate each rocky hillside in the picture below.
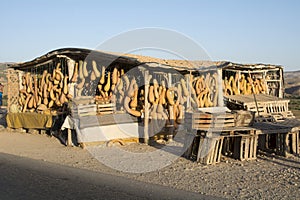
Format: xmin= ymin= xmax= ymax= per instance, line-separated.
xmin=284 ymin=70 xmax=300 ymax=96
xmin=0 ymin=63 xmax=9 ymax=83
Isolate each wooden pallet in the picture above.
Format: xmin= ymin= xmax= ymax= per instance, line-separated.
xmin=225 ymin=94 xmax=294 ymax=121
xmin=258 ymin=131 xmax=299 ymax=156
xmin=222 ymin=134 xmax=258 ymax=161
xmin=185 ymin=112 xmax=235 ymax=129
xmin=233 ymin=135 xmax=258 ymax=161
xmin=183 ymin=133 xmax=224 ymax=165
xmin=197 ymin=136 xmax=224 ymax=165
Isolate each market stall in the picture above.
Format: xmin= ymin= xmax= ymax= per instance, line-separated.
xmin=6 ymin=47 xmax=299 ymax=164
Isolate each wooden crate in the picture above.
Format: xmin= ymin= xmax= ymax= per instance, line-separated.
xmin=233 ymin=135 xmax=258 ymax=161
xmin=223 ymin=134 xmax=258 ymax=161
xmin=71 ymin=96 xmax=97 ymax=117
xmin=96 ymin=102 xmax=115 ymax=115
xmin=183 ymin=133 xmax=224 ymax=165
xmin=185 ymin=112 xmax=235 ymax=130
xmin=225 ymin=94 xmax=294 ymax=121
xmin=72 ymin=103 xmax=97 ymax=117
xmin=258 ymin=132 xmax=299 ymax=156
xmin=197 ymin=136 xmax=224 ymax=165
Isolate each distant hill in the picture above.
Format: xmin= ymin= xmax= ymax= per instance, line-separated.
xmin=284 ymin=70 xmax=300 ymax=96
xmin=0 ymin=63 xmax=9 ymax=79
xmin=0 ymin=63 xmax=10 ymax=81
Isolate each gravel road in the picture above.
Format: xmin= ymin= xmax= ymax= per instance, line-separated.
xmin=0 ymin=153 xmax=213 ymax=200
xmin=0 ymin=109 xmax=299 ymax=199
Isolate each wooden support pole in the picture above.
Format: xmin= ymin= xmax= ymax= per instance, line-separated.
xmin=296 ymin=132 xmax=299 ymax=155
xmin=279 ymin=68 xmax=283 ymax=98
xmin=168 ymin=73 xmax=174 ymax=127
xmin=263 ymin=71 xmax=269 ymax=95
xmin=186 ymin=73 xmax=191 ymax=110
xmin=291 ymin=132 xmax=297 ymax=154
xmin=217 ymin=69 xmax=224 ymax=107
xmin=67 ymin=129 xmax=73 ymax=146
xmin=143 ymin=70 xmax=150 ymax=144
xmin=284 ymin=133 xmax=288 ymax=156
xmin=237 ymin=71 xmax=241 ymax=93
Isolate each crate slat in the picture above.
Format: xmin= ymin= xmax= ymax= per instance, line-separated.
xmin=96 ymin=102 xmax=115 ymax=115
xmin=97 ymin=107 xmax=114 ymax=111
xmin=99 ymin=111 xmax=114 ymax=115
xmin=193 ymin=123 xmax=235 ymax=129
xmin=97 ymin=104 xmax=114 ymax=107
xmin=193 ymin=119 xmax=235 ymax=124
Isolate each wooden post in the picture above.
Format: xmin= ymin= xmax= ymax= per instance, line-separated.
xmin=217 ymin=69 xmax=224 ymax=107
xmin=168 ymin=73 xmax=174 ymax=127
xmin=143 ymin=70 xmax=150 ymax=144
xmin=67 ymin=59 xmax=76 ymax=98
xmin=291 ymin=132 xmax=297 ymax=154
xmin=237 ymin=71 xmax=241 ymax=93
xmin=186 ymin=73 xmax=191 ymax=110
xmin=279 ymin=68 xmax=283 ymax=98
xmin=263 ymin=71 xmax=269 ymax=95
xmin=284 ymin=133 xmax=288 ymax=156
xmin=296 ymin=132 xmax=299 ymax=155
xmin=67 ymin=129 xmax=73 ymax=146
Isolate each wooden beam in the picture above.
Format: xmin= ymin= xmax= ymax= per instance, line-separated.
xmin=67 ymin=129 xmax=73 ymax=146
xmin=237 ymin=71 xmax=241 ymax=93
xmin=168 ymin=73 xmax=174 ymax=128
xmin=186 ymin=74 xmax=191 ymax=110
xmin=279 ymin=68 xmax=283 ymax=98
xmin=217 ymin=69 xmax=224 ymax=107
xmin=143 ymin=70 xmax=150 ymax=144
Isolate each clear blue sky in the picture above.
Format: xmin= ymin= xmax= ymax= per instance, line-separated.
xmin=0 ymin=0 xmax=299 ymax=71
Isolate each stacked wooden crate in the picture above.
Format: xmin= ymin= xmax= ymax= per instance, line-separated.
xmin=185 ymin=111 xmax=236 ymax=130
xmin=258 ymin=131 xmax=299 ymax=156
xmin=72 ymin=96 xmax=116 ymax=117
xmin=254 ymin=119 xmax=300 ymax=156
xmin=184 ymin=110 xmax=235 ymax=165
xmin=184 ymin=109 xmax=262 ymax=164
xmin=225 ymin=94 xmax=294 ymax=121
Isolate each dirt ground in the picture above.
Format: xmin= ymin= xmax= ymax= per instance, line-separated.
xmin=0 ymin=109 xmax=300 ymax=199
